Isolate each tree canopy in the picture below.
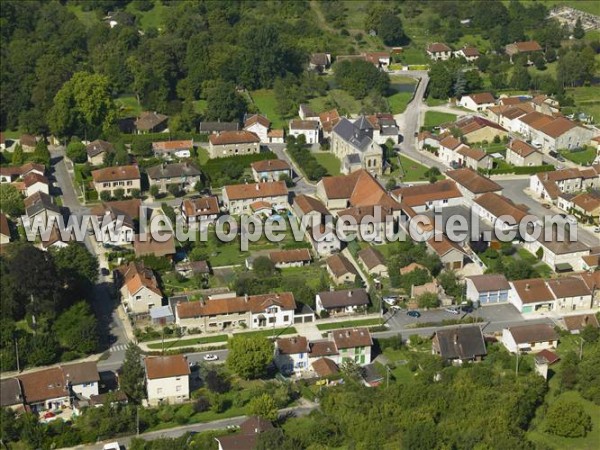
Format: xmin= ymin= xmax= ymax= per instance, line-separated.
xmin=227 ymin=335 xmax=273 ymax=379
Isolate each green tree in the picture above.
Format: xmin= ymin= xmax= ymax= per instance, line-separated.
xmin=544 ymin=400 xmax=592 ymax=437
xmin=378 ymin=14 xmax=405 ymax=46
xmin=100 ymin=191 xmax=112 ymax=201
xmin=0 ymin=184 xmax=25 ymax=217
xmin=11 ymin=143 xmax=24 ymax=165
xmin=31 ymin=139 xmax=51 ymax=166
xmin=26 ymin=333 xmax=60 ymax=366
xmin=48 ymin=72 xmax=117 ymax=139
xmin=510 ymin=65 xmax=531 ymax=90
xmin=53 ymin=301 xmax=99 ymax=354
xmin=203 ymin=80 xmax=247 ymax=122
xmin=227 ymin=335 xmax=273 ymax=379
xmin=66 ymin=140 xmax=87 ymax=163
xmin=114 ymin=188 xmax=125 ymax=200
xmin=120 ymin=343 xmax=145 ymax=403
xmin=248 ymin=393 xmax=278 ymax=422
xmin=52 ymin=242 xmax=98 ymax=289
xmin=149 ymin=185 xmax=160 ymax=198
xmin=113 ymin=143 xmax=130 ymax=166
xmin=417 ymin=292 xmax=439 ymax=309
xmin=253 ymin=256 xmax=277 ymax=277
xmin=385 ymin=178 xmax=397 ymax=190
xmin=573 ymin=18 xmax=585 ymax=39
xmin=333 ymin=60 xmax=390 ymax=99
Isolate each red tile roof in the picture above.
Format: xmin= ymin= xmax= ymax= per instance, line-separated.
xmin=182 ymin=196 xmax=219 ymax=218
xmin=92 ymin=165 xmax=140 ymax=183
xmin=474 ymin=192 xmax=529 ymax=222
xmin=244 ymin=114 xmax=270 ymax=129
xmin=428 ymin=42 xmax=451 ymax=53
xmin=467 ymin=92 xmax=495 ymax=104
xmin=276 ymin=336 xmax=309 ymax=355
xmin=251 ymin=159 xmax=290 ymax=172
xmin=145 ymin=355 xmax=190 ymax=380
xmin=508 ymin=140 xmax=538 ymax=157
xmin=224 ymin=181 xmax=287 ymax=201
xmin=331 ymin=327 xmax=373 ymax=349
xmin=176 ymin=292 xmax=296 ymax=318
xmin=446 ymin=168 xmax=502 ymax=194
xmin=209 ymin=131 xmax=260 ymax=145
xmin=269 ymin=248 xmax=311 ymax=264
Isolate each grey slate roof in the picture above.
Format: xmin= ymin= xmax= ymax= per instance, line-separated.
xmin=434 ymin=325 xmax=487 ymax=360
xmin=0 ymin=378 xmax=22 ymax=407
xmin=198 ymin=121 xmax=240 ymax=133
xmin=146 ymin=163 xmax=201 ymax=180
xmin=25 ymin=192 xmax=60 ymax=218
xmin=318 ymin=288 xmax=369 ymax=309
xmin=332 ymin=117 xmax=374 ymax=152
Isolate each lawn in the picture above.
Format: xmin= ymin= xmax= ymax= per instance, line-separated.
xmin=423 ymin=111 xmax=458 ymax=129
xmin=279 ymin=263 xmax=330 ymax=292
xmin=250 ymin=89 xmax=286 ymax=129
xmin=126 ymin=1 xmax=168 ymax=31
xmin=426 ymin=97 xmax=448 ymax=107
xmin=567 ymin=86 xmax=600 ymax=125
xmin=316 ymin=318 xmax=382 ymax=331
xmin=239 ymin=327 xmax=298 ymax=339
xmin=388 ymin=75 xmax=417 ymax=114
xmin=560 ymin=147 xmax=597 ymax=166
xmin=313 ymin=152 xmax=341 ymax=176
xmin=115 ymin=95 xmax=142 ymax=118
xmin=395 ymin=46 xmax=430 ymax=66
xmin=146 ymin=334 xmax=229 ymax=350
xmin=393 ymin=154 xmax=441 ymax=182
xmin=197 ymin=147 xmax=210 ymax=165
xmin=309 ymin=89 xmax=362 ymax=116
xmin=67 ymin=4 xmax=98 ymax=28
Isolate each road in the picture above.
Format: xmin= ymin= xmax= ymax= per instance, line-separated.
xmin=63 ymin=403 xmax=317 ymax=449
xmin=496 ymin=178 xmax=599 ymax=247
xmin=267 ymin=143 xmax=316 ymax=196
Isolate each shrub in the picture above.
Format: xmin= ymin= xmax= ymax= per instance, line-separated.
xmin=545 ymin=400 xmax=592 ymax=437
xmin=194 ymin=396 xmax=211 ymax=412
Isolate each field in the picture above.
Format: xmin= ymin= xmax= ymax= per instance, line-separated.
xmin=250 ymin=89 xmax=286 ymax=129
xmin=313 ymin=152 xmax=341 ymax=176
xmin=309 ymin=89 xmax=362 ymax=116
xmin=392 ymin=154 xmax=441 ymax=182
xmin=567 ymin=86 xmax=600 ymax=125
xmin=316 ymin=318 xmax=382 ymax=331
xmin=126 ymin=1 xmax=168 ymax=31
xmin=115 ymin=95 xmax=143 ymax=118
xmin=560 ymin=147 xmax=597 ymax=165
xmin=423 ymin=111 xmax=458 ymax=129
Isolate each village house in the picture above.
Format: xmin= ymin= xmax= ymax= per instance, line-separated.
xmin=208 ymin=130 xmax=261 ymax=158
xmin=501 ymin=323 xmax=558 ymax=353
xmin=459 ymin=93 xmax=495 ymax=112
xmin=311 ymin=357 xmax=340 ymax=379
xmin=175 ymin=292 xmax=297 ymax=332
xmin=146 ymin=162 xmax=202 ymax=193
xmin=569 ymin=191 xmax=600 ymax=219
xmin=244 ymin=114 xmax=270 ymax=143
xmin=0 ymin=379 xmax=23 ymax=411
xmin=0 ymin=212 xmax=11 ymax=244
xmin=17 ymin=368 xmax=70 ymax=413
xmin=364 ymin=51 xmax=391 ymax=68
xmin=269 ymin=248 xmax=312 ymax=268
xmin=563 ymin=313 xmax=600 ymax=334
xmin=61 ymin=361 xmax=100 ymax=400
xmin=1 ymin=162 xmax=45 ymax=184
xmin=357 ymin=246 xmax=388 ymax=278
xmin=391 ymin=179 xmax=463 ymax=213
xmin=215 ymin=417 xmax=274 ymax=450
xmin=175 ymin=260 xmax=210 ymax=278
xmin=251 ymin=159 xmax=292 ymax=182
xmin=426 ymin=235 xmax=467 ymax=270
xmin=19 ymin=134 xmax=38 ymax=152
xmin=326 ymin=253 xmax=359 ymax=285
xmin=198 ymin=121 xmax=240 ymax=134
xmin=24 ymin=191 xmax=61 ymax=223
xmin=506 ymin=139 xmax=543 ymax=166
xmin=135 ymin=111 xmax=168 ymax=134
xmin=432 ymin=325 xmax=487 ymax=364
xmin=366 ymin=113 xmax=400 ymax=145
xmin=222 ymin=181 xmax=288 ymax=215
xmin=134 ymin=232 xmax=177 ymax=259
xmin=91 ymin=165 xmax=141 ymax=197
xmin=22 ymin=172 xmax=49 ymax=197
xmin=487 ymin=103 xmax=534 ymax=133
xmin=315 ymin=288 xmax=369 ymax=316
xmin=531 ymin=95 xmax=560 ymax=115
xmin=292 ymin=194 xmax=331 ymax=228
xmin=518 ymin=113 xmax=594 ymax=152
xmin=118 ymin=261 xmax=163 ymax=314
xmin=152 ymin=139 xmax=193 ymax=159
xmin=524 ymin=232 xmax=590 ymax=272
xmin=336 ymin=204 xmax=396 ymax=243
xmin=289 ymin=119 xmax=320 ymax=144
xmin=456 ymin=146 xmax=492 ymax=171
xmin=267 ymin=129 xmax=285 ymax=144
xmin=455 ymin=116 xmax=508 ymax=144
xmin=504 ymin=40 xmax=543 ymax=62
xmin=310 ymin=224 xmax=342 ymax=257
xmin=426 ymin=42 xmax=452 ymax=60
xmin=145 ymin=355 xmax=190 ymax=406
xmin=180 ymin=196 xmax=220 ymax=227
xmin=86 ymin=140 xmax=114 ymax=165
xmin=446 ymin=167 xmax=503 ymax=203
xmin=331 ymin=117 xmax=383 ymax=176
xmin=509 ymin=278 xmax=555 ymax=313
xmin=274 ymin=336 xmax=310 ymax=375
xmin=466 ymin=274 xmax=511 ymax=305
xmin=299 ymin=104 xmax=318 ymax=120
xmin=438 ymin=135 xmax=464 ymax=166
xmin=309 ymin=52 xmax=331 ymax=71
xmin=578 ymin=271 xmax=600 ymax=308
xmin=472 ymin=192 xmax=532 ymax=232
xmin=547 ymin=277 xmax=593 ymax=312
xmin=319 ymin=109 xmax=341 ymax=139
xmin=330 ymin=327 xmax=373 ymax=365
xmin=453 ymin=46 xmax=480 ymax=61
xmin=90 ymin=198 xmax=141 ymax=245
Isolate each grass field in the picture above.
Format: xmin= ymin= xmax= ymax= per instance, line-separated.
xmin=250 ymin=89 xmax=286 ymax=129
xmin=115 ymin=95 xmax=142 ymax=118
xmin=126 ymin=1 xmax=168 ymax=31
xmin=66 ymin=4 xmax=98 ymax=28
xmin=393 ymin=154 xmax=441 ymax=182
xmin=560 ymin=147 xmax=596 ymax=165
xmin=313 ymin=152 xmax=341 ymax=176
xmin=316 ymin=318 xmax=382 ymax=331
xmin=387 ymin=76 xmax=417 ymax=114
xmin=146 ymin=334 xmax=228 ymax=350
xmin=423 ymin=111 xmax=458 ymax=129
xmin=426 ymin=97 xmax=448 ymax=107
xmin=309 ymin=89 xmax=362 ymax=116
xmin=567 ymin=86 xmax=600 ymax=124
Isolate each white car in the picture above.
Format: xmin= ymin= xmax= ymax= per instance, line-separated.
xmin=445 ymin=307 xmax=460 ymax=315
xmin=203 ymin=354 xmax=219 ymax=362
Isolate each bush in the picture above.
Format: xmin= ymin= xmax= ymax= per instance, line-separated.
xmin=67 ymin=141 xmax=87 ymax=163
xmin=194 ymin=396 xmax=211 ymax=412
xmin=100 ymin=191 xmax=111 ymax=201
xmin=545 ymin=400 xmax=592 ymax=437
xmin=174 ymin=404 xmax=194 ymax=424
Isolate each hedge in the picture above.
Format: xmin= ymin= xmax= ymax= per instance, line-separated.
xmin=119 ymin=131 xmax=209 ymax=145
xmin=202 ymin=151 xmax=276 ymax=172
xmin=480 ymin=164 xmax=555 ymax=176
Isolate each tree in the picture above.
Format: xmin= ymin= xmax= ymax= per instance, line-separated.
xmin=100 ymin=191 xmax=112 ymax=201
xmin=113 ymin=142 xmax=130 ymax=166
xmin=131 ymin=188 xmax=141 ymax=199
xmin=167 ymin=183 xmax=182 ymax=197
xmin=333 ymin=60 xmax=390 ymax=99
xmin=510 ymin=65 xmax=531 ymax=90
xmin=131 ymin=141 xmax=152 ymax=157
xmin=378 ymin=14 xmax=405 ymax=46
xmin=149 ymin=185 xmax=160 ymax=198
xmin=545 ymin=48 xmax=557 ymax=63
xmin=66 ymin=140 xmax=87 ymax=163
xmin=248 ymin=393 xmax=278 ymax=422
xmin=113 ymin=188 xmax=125 ymax=200
xmin=573 ymin=18 xmax=585 ymax=39
xmin=53 ymin=301 xmax=99 ymax=354
xmin=0 ymin=184 xmax=25 ymax=217
xmin=532 ymin=53 xmax=546 ymax=71
xmin=227 ymin=335 xmax=273 ymax=379
xmin=203 ymin=80 xmax=247 ymax=122
xmin=51 ymin=242 xmax=99 ymax=291
xmin=205 ymin=368 xmax=231 ymax=394
xmin=31 ymin=139 xmax=50 ymax=166
xmin=120 ymin=343 xmax=145 ymax=403
xmin=580 ymin=324 xmax=599 ymax=343
xmin=385 ymin=178 xmax=396 ymax=190
xmin=11 ymin=144 xmax=24 ymax=165
xmin=48 ymin=72 xmax=117 ymax=139
xmin=253 ymin=256 xmax=277 ymax=277
xmin=545 ymin=400 xmax=592 ymax=437
xmin=428 ymin=61 xmax=454 ymax=99
xmin=417 ymin=292 xmax=439 ymax=309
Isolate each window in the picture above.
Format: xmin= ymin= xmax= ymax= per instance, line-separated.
xmin=283 ymin=315 xmax=289 ymax=322
xmin=268 ymin=317 xmax=276 ymax=324
xmin=176 ymin=385 xmax=182 ymax=392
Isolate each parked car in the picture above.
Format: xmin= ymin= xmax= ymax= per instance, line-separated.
xmin=460 ymin=305 xmax=474 ymax=313
xmin=203 ymin=354 xmax=219 ymax=361
xmin=390 ymin=305 xmax=403 ymax=311
xmin=549 ymin=150 xmax=559 ymax=158
xmin=445 ymin=307 xmax=460 ymax=315
xmin=542 ymin=204 xmax=552 ymax=210
xmin=406 ymin=310 xmax=421 ymax=318
xmin=594 ymin=227 xmax=600 ymax=234
xmin=556 ymin=155 xmax=565 ymax=162
xmin=100 ymin=267 xmax=110 ymax=276
xmin=383 ymin=296 xmax=398 ymax=305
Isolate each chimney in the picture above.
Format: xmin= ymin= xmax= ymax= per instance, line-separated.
xmin=525 ymin=283 xmax=530 ymax=291
xmin=244 ymin=293 xmax=248 ymax=302
xmin=255 ymin=184 xmax=260 ymax=191
xmin=348 ymin=290 xmax=352 ymax=297
xmin=454 ymin=333 xmax=459 ymax=344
